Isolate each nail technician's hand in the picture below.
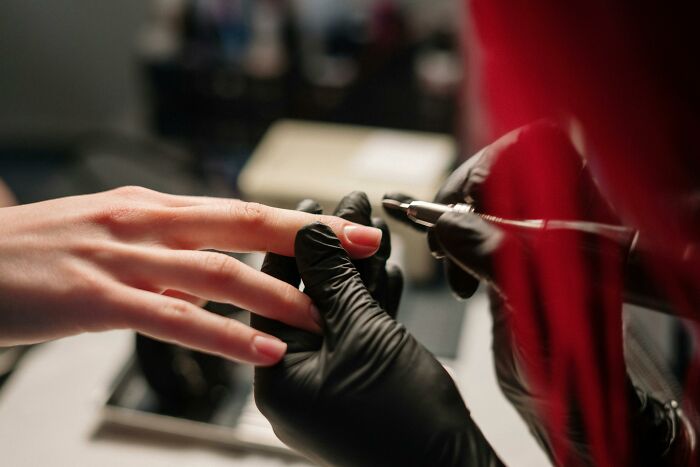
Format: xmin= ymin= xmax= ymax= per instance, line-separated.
xmin=436 ymin=213 xmax=695 ymax=466
xmin=386 ymin=120 xmax=619 ymax=299
xmin=0 ymin=186 xmax=381 ymax=365
xmin=252 ymin=218 xmax=502 ymax=466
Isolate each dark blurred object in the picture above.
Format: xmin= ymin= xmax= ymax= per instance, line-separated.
xmin=135 ymin=333 xmax=228 ymax=414
xmin=138 ymin=0 xmax=461 ymax=153
xmin=0 ymin=130 xmax=236 ymax=205
xmin=135 ymin=298 xmax=243 ymax=417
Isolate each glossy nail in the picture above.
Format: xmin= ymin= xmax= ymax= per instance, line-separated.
xmin=343 ymin=225 xmax=382 ymax=248
xmin=253 ymin=335 xmax=287 ymax=362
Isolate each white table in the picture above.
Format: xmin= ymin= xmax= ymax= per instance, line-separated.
xmin=0 ymin=293 xmax=549 ymax=466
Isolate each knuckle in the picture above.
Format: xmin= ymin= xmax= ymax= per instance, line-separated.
xmin=92 ymin=187 xmax=164 ymax=228
xmin=68 ymin=239 xmax=103 ymax=258
xmin=227 ymin=201 xmax=275 ymax=250
xmin=278 ymin=283 xmax=304 ymax=312
xmin=217 ymin=317 xmax=240 ymax=338
xmin=231 ymin=201 xmax=268 ymax=228
xmin=70 ymin=240 xmax=120 ymax=264
xmin=124 ymin=297 xmax=198 ymax=338
xmin=80 ymin=273 xmax=109 ymax=297
xmin=92 ymin=204 xmax=141 ymax=227
xmin=211 ymin=318 xmax=247 ymax=354
xmin=91 ymin=203 xmax=169 ymax=235
xmin=162 ymin=299 xmax=194 ymax=321
xmin=62 ymin=261 xmax=110 ymax=300
xmin=202 ymin=253 xmax=240 ymax=286
xmin=65 ymin=281 xmax=124 ymax=333
xmin=111 ymin=185 xmax=154 ymax=198
xmin=243 ymin=201 xmax=266 ymax=223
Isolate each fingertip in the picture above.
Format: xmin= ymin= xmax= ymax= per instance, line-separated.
xmin=251 ymin=334 xmax=287 ymax=366
xmin=343 ymin=225 xmax=382 ymax=255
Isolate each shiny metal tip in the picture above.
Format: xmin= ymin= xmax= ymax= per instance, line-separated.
xmin=382 ymin=199 xmax=410 ymax=212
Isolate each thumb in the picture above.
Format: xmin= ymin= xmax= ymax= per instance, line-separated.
xmin=294 ymin=222 xmax=381 ymax=346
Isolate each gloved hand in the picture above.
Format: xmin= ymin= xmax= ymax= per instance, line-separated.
xmin=385 ymin=122 xmax=696 ymax=465
xmin=385 ymin=120 xmax=623 ymax=300
xmin=252 ymin=193 xmax=503 ymax=467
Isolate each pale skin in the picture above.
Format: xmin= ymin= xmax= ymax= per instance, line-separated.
xmin=0 ymin=186 xmax=382 ymax=365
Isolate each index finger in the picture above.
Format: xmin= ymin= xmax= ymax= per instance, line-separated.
xmin=155 ymin=200 xmax=383 ymax=258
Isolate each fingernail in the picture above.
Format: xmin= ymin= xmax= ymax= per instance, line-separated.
xmin=253 ymin=335 xmax=287 ymax=362
xmin=308 ymin=304 xmax=322 ymax=327
xmin=343 ymin=225 xmax=382 ymax=248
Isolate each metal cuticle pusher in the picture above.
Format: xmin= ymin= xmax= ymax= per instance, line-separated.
xmin=381 ymin=199 xmax=475 ymax=228
xmin=381 ymin=197 xmax=636 ymax=247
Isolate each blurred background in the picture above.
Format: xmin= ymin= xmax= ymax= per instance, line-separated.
xmin=0 ymin=1 xmax=496 ymax=466
xmin=0 ymin=1 xmax=693 ymax=466
xmin=0 ymin=0 xmax=466 ymax=203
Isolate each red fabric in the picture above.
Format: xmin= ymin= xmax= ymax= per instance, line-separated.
xmin=467 ymin=1 xmax=700 ymax=464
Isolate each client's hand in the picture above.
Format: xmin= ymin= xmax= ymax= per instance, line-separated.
xmin=252 ymin=193 xmax=502 ymax=467
xmin=0 ymin=186 xmax=382 ymax=365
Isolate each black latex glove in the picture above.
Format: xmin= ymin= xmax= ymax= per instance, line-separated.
xmin=250 ymin=192 xmax=401 ymax=355
xmin=330 ymin=191 xmax=404 ymax=317
xmin=431 ymin=216 xmax=695 ymax=465
xmin=428 ymin=205 xmax=698 ymax=466
xmin=252 ymin=193 xmax=503 ymax=467
xmin=385 ymin=122 xmax=697 ymax=464
xmin=385 ymin=120 xmax=620 ymax=300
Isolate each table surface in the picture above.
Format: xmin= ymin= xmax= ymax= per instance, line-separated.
xmin=0 ymin=292 xmax=550 ymax=466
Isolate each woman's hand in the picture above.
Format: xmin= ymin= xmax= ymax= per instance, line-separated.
xmin=0 ymin=186 xmax=382 ymax=366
